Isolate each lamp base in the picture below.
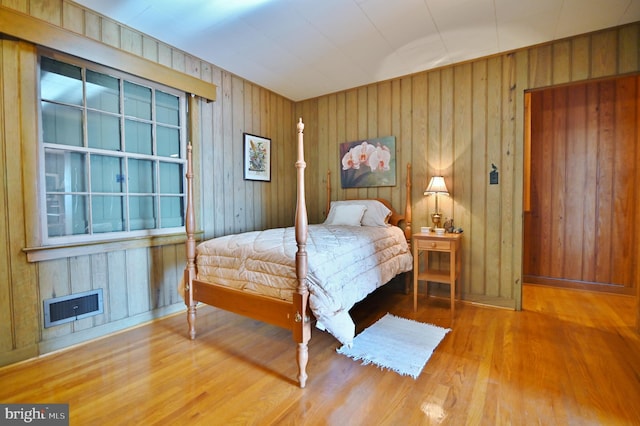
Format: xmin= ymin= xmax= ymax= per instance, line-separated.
xmin=431 ymin=212 xmax=442 ymax=229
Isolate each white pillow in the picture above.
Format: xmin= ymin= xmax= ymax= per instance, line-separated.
xmin=324 ymin=203 xmax=367 ymax=226
xmin=329 ymin=200 xmax=391 ymax=227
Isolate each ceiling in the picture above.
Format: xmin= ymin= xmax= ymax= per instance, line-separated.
xmin=72 ymin=0 xmax=640 ymax=101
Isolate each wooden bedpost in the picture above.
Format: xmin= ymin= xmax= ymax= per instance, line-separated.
xmin=184 ymin=143 xmax=197 ymax=339
xmin=293 ymin=118 xmax=311 ymax=388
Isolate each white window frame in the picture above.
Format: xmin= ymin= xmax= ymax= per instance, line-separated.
xmin=37 ymin=51 xmax=188 ymax=246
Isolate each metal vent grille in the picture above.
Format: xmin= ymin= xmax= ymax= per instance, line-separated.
xmin=44 ymin=289 xmax=104 ymax=328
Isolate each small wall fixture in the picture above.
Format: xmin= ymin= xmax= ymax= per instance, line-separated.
xmin=424 ymin=176 xmax=449 ymax=229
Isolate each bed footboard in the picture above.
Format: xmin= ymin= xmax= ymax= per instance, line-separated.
xmin=183 ymin=119 xmax=311 ymax=388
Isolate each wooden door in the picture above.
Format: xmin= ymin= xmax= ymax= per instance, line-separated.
xmin=524 ymin=76 xmax=640 ymax=295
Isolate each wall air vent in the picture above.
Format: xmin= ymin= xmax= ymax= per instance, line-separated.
xmin=44 ymin=289 xmax=104 ymax=328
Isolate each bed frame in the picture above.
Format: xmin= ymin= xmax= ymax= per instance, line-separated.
xmin=183 ymin=118 xmax=412 ymax=388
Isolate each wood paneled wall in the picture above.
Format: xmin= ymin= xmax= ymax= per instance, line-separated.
xmin=296 ymin=23 xmax=640 ymax=308
xmin=1 ymin=0 xmax=638 ymax=367
xmin=0 ymin=0 xmax=295 ymax=366
xmin=525 ymin=77 xmax=639 ymax=294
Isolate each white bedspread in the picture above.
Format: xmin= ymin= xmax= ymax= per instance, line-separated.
xmin=196 ymin=224 xmax=413 ymax=345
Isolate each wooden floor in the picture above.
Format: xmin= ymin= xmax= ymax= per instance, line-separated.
xmin=1 ymin=280 xmax=639 ymax=425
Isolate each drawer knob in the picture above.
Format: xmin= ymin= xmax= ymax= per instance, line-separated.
xmin=431 ymin=242 xmax=436 ymax=248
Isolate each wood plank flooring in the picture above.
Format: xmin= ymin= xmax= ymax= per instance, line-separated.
xmin=1 ymin=280 xmax=638 ymax=425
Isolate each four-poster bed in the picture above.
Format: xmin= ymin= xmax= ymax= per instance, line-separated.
xmin=183 ymin=118 xmax=413 ymax=387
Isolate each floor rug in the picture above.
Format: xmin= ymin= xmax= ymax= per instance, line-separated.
xmin=337 ymin=313 xmax=450 ymax=379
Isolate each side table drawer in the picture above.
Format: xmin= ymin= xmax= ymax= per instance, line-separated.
xmin=416 ymin=239 xmax=451 ymax=251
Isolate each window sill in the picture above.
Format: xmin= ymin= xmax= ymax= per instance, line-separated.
xmin=23 ymin=231 xmax=203 ymax=262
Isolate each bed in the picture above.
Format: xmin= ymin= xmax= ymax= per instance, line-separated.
xmin=183 ymin=119 xmax=413 ymax=387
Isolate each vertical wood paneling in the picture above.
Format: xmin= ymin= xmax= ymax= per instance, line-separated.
xmin=83 ymin=10 xmax=100 ymax=41
xmin=500 ymin=53 xmax=518 ymax=300
xmin=1 ymin=1 xmax=298 ymax=366
xmin=582 ymin=84 xmax=599 ymax=282
xmin=619 ymin=25 xmax=640 ymax=74
xmin=3 ymin=40 xmax=39 ymax=352
xmin=550 ymin=88 xmax=567 ymax=278
xmin=486 ymin=56 xmax=502 ymax=297
xmin=1 ymin=1 xmax=639 ymax=367
xmin=243 ymin=82 xmax=255 ymax=231
xmin=232 ymin=76 xmax=246 ymax=232
xmin=591 ymin=30 xmax=618 ymax=77
xmin=0 ymin=43 xmax=12 ymax=352
xmin=525 ymin=76 xmax=639 ymax=291
xmin=28 ymin=0 xmax=60 ymax=24
xmin=596 ymin=81 xmax=615 ymax=282
xmin=90 ymin=253 xmax=107 ymax=326
xmin=61 ymin=1 xmax=83 ymax=34
xmin=107 ymin=251 xmax=127 ymax=321
xmin=471 ymin=61 xmax=488 ymax=295
xmin=127 ymin=248 xmax=150 ymax=316
xmin=69 ymin=255 xmax=92 ymax=331
xmin=412 ymin=73 xmax=428 ymax=224
xmin=398 ymin=77 xmax=412 ymax=215
xmin=552 ymin=41 xmax=571 ymax=85
xmin=612 ymin=77 xmax=636 ymax=285
xmin=389 ymin=80 xmax=401 ymax=213
xmin=530 ymin=45 xmax=553 ymax=88
xmin=2 ymin=0 xmax=27 ymax=13
xmin=150 ymin=246 xmax=163 ymax=308
xmin=39 ymin=258 xmax=71 ymax=341
xmin=300 ymin=22 xmax=640 ymax=308
xmin=571 ymin=35 xmax=591 ymax=81
xmin=564 ymin=85 xmax=586 ymax=279
xmin=317 ymin=95 xmax=329 ymax=218
xmin=377 ymin=81 xmax=392 ymax=203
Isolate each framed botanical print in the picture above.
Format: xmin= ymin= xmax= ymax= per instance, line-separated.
xmin=243 ymin=133 xmax=271 ymax=181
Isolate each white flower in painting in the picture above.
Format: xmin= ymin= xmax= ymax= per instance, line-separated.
xmin=368 ymin=144 xmax=391 ymax=171
xmin=342 ymin=141 xmax=374 ymax=170
xmin=342 ymin=150 xmax=356 ymax=170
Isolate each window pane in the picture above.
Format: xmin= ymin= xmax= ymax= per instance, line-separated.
xmin=129 ymin=196 xmax=156 ymax=230
xmin=47 ymin=194 xmax=88 ymax=237
xmin=124 ymin=81 xmax=151 ymax=120
xmin=159 ymin=162 xmax=182 ymax=194
xmin=91 ymin=155 xmax=124 ymax=193
xmin=45 ymin=149 xmax=86 ymax=192
xmin=40 ymin=55 xmax=186 ymax=242
xmin=92 ymin=195 xmax=124 ymax=233
xmin=128 ymin=159 xmax=155 ymax=193
xmin=160 ymin=196 xmax=184 ymax=228
xmin=157 ymin=126 xmax=180 ymax=158
xmin=40 ymin=57 xmax=83 ymax=106
xmin=125 ymin=119 xmax=152 ymax=154
xmin=156 ymin=91 xmax=179 ymax=126
xmin=88 ymin=111 xmax=121 ymax=151
xmin=87 ymin=70 xmax=119 ymax=113
xmin=41 ymin=102 xmax=83 ymax=147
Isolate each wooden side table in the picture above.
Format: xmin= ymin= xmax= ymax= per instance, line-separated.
xmin=413 ymin=232 xmax=463 ymax=316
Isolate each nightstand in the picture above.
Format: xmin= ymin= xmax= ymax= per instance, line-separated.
xmin=413 ymin=232 xmax=463 ymax=316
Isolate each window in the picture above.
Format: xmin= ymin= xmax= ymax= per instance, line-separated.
xmin=39 ymin=55 xmax=187 ymax=244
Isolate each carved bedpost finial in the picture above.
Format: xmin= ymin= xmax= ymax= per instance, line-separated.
xmin=298 ymin=117 xmax=304 ymax=133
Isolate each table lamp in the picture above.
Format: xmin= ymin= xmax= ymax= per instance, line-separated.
xmin=424 ymin=176 xmax=449 ymax=229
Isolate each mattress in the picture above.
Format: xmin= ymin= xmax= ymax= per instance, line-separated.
xmin=195 ymin=224 xmax=413 ymax=345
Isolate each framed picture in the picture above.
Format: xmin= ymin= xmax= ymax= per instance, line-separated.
xmin=340 ymin=136 xmax=396 ymax=188
xmin=243 ymin=133 xmax=271 ymax=181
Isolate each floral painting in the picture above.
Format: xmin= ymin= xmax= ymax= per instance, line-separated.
xmin=340 ymin=136 xmax=396 ymax=188
xmin=243 ymin=133 xmax=271 ymax=181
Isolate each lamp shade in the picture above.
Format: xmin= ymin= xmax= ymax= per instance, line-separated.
xmin=424 ymin=176 xmax=449 ymax=195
